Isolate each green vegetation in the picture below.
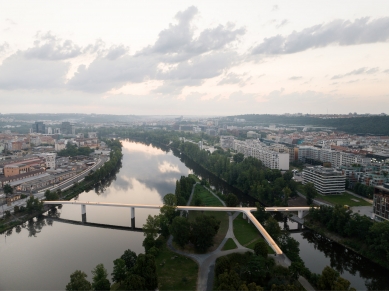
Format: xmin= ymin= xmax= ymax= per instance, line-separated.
xmin=190 ymin=184 xmax=223 ymax=207
xmin=351 ymin=182 xmax=374 ymax=199
xmin=318 ymin=193 xmax=371 ymax=206
xmin=231 ymin=114 xmax=389 ymax=136
xmin=155 ymin=245 xmax=198 ymax=290
xmin=58 ymin=143 xmax=94 ymax=157
xmin=222 ymin=238 xmax=237 ymax=251
xmin=308 ymin=205 xmax=389 ymax=269
xmin=233 ymin=213 xmax=263 ymax=246
xmin=214 ymin=252 xmax=303 ymax=290
xmin=188 ymin=184 xmax=228 ymax=252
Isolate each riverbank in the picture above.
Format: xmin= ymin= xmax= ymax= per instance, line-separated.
xmin=0 ymin=141 xmax=123 ymax=234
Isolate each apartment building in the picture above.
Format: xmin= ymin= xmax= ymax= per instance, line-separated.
xmin=233 ymin=139 xmax=289 ymax=170
xmin=373 ymin=184 xmax=389 ymax=221
xmin=303 ymin=166 xmax=345 ymax=194
xmin=298 ymin=146 xmax=370 ymax=167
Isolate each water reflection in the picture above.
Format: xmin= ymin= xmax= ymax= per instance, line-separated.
xmin=300 ymin=231 xmax=389 ymax=290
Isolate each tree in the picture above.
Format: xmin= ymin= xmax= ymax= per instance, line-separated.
xmin=111 ymin=258 xmax=126 ymax=284
xmin=143 ymin=215 xmax=160 ymax=239
xmin=44 ymin=190 xmax=59 ymax=201
xmin=163 ymin=193 xmax=177 ymax=206
xmin=66 ymin=270 xmax=92 ymax=291
xmin=142 ymin=236 xmax=155 ymax=253
xmin=91 ymin=264 xmax=110 ymax=291
xmin=217 ymin=269 xmax=242 ymax=290
xmin=26 ymin=196 xmax=43 ymax=213
xmin=254 ymin=241 xmax=268 ymax=258
xmin=132 ymin=254 xmax=158 ymax=290
xmin=191 ymin=214 xmax=220 ymax=252
xmin=3 ymin=184 xmax=13 ymax=196
xmin=233 ymin=153 xmax=244 ymax=163
xmin=304 ymin=182 xmax=317 ymax=205
xmin=226 ymin=193 xmax=239 ymax=207
xmin=264 ymin=217 xmax=282 ymax=243
xmin=123 ymin=274 xmax=146 ymax=290
xmin=170 ymin=216 xmax=191 ymax=247
xmin=120 ymin=249 xmax=137 ymax=271
xmin=317 ymin=266 xmax=354 ymax=291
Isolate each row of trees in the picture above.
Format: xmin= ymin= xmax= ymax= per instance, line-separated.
xmin=179 ymin=141 xmax=298 ymax=206
xmin=350 ymin=182 xmax=374 ymax=199
xmin=308 ymin=205 xmax=389 ymax=269
xmin=58 ymin=143 xmax=94 ymax=157
xmin=66 ymin=249 xmax=158 ymax=290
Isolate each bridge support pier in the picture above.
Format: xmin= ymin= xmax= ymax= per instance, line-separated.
xmin=81 ymin=204 xmax=86 ymax=223
xmin=298 ymin=210 xmax=303 ymax=219
xmin=242 ymin=213 xmax=246 ymax=219
xmin=131 ymin=207 xmax=135 ymax=230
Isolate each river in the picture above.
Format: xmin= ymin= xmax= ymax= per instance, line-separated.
xmin=0 ymin=140 xmax=388 ymax=290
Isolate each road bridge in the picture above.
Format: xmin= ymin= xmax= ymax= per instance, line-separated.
xmin=44 ymin=201 xmax=313 ymax=255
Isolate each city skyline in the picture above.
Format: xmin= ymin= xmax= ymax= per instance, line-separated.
xmin=1 ymin=1 xmax=389 ymax=115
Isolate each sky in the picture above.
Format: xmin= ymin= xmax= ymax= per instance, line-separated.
xmin=1 ymin=1 xmax=389 ymax=115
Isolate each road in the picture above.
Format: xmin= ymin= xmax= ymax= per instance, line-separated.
xmin=0 ymin=155 xmax=108 ymax=216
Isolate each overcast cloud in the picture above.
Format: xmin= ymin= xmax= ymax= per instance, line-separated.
xmin=0 ymin=1 xmax=389 ymax=114
xmin=252 ymin=17 xmax=389 ymax=55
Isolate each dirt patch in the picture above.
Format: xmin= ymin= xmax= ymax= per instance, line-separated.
xmin=288 ymin=196 xmax=307 ymax=207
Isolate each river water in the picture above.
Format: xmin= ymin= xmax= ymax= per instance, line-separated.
xmin=0 ymin=140 xmax=388 ymax=290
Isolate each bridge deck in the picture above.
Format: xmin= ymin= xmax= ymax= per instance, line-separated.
xmin=44 ymin=201 xmax=313 ymax=255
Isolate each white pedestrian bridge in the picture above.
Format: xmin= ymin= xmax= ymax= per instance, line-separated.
xmin=44 ymin=200 xmax=313 ymax=255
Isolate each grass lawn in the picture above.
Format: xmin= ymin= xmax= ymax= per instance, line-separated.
xmin=190 ymin=184 xmax=223 ymax=207
xmin=233 ymin=213 xmax=275 ymax=254
xmin=316 ymin=192 xmax=371 ymax=206
xmin=155 ymin=246 xmax=198 ymax=291
xmin=298 ymin=186 xmax=371 ymax=206
xmin=188 ymin=174 xmax=200 ymax=182
xmin=221 ymin=238 xmax=237 ymax=251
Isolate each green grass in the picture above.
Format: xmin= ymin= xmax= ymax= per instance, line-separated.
xmin=233 ymin=213 xmax=275 ymax=254
xmin=221 ymin=238 xmax=237 ymax=251
xmin=155 ymin=246 xmax=198 ymax=290
xmin=298 ymin=186 xmax=371 ymax=207
xmin=233 ymin=213 xmax=262 ymax=245
xmin=188 ymin=174 xmax=200 ymax=182
xmin=190 ymin=184 xmax=223 ymax=207
xmin=316 ymin=192 xmax=371 ymax=206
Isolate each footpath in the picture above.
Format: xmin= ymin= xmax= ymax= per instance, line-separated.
xmin=168 ymin=183 xmax=315 ymax=291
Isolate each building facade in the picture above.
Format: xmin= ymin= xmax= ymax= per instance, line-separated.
xmin=303 ymin=166 xmax=345 ymax=195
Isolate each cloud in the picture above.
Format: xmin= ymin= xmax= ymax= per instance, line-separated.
xmin=68 ymin=55 xmax=157 ymax=93
xmin=0 ymin=42 xmax=9 ymax=53
xmin=252 ymin=17 xmax=389 ymax=54
xmin=289 ymin=76 xmax=302 ymax=80
xmin=276 ymin=19 xmax=289 ymax=28
xmin=69 ymin=7 xmax=244 ymax=94
xmin=24 ymin=32 xmax=82 ymax=60
xmin=272 ymin=5 xmax=279 ymax=11
xmin=139 ymin=6 xmax=245 ymax=62
xmin=0 ymin=53 xmax=69 ymax=90
xmin=218 ymin=72 xmax=244 ymax=85
xmin=384 ymin=69 xmax=389 ymax=74
xmin=331 ymin=67 xmax=379 ymax=79
xmin=105 ymin=45 xmax=129 ymax=60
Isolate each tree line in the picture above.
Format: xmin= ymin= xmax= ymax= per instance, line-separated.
xmin=308 ymin=205 xmax=389 ymax=269
xmin=57 ymin=143 xmax=94 ymax=157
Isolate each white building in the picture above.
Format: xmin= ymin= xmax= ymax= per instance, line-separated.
xmin=38 ymin=153 xmax=57 ymax=169
xmin=220 ymin=136 xmax=235 ymax=149
xmin=303 ymin=166 xmax=345 ymax=195
xmin=55 ymin=140 xmax=66 ymax=151
xmin=298 ymin=146 xmax=370 ymax=167
xmin=233 ymin=139 xmax=289 ymax=170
